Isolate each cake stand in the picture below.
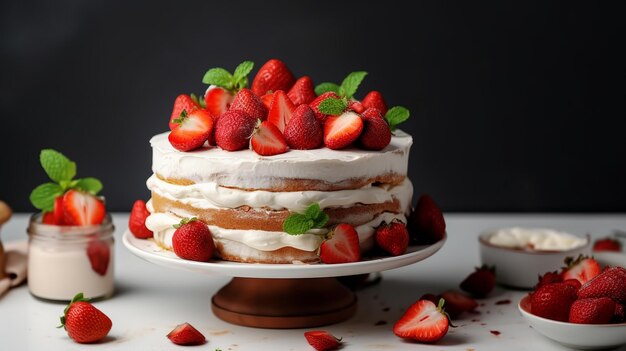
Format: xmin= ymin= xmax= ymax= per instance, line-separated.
xmin=123 ymin=230 xmax=445 ymax=329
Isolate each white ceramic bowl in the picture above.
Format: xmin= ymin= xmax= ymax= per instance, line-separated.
xmin=519 ymin=295 xmax=626 ymax=350
xmin=479 ymin=229 xmax=591 ymax=289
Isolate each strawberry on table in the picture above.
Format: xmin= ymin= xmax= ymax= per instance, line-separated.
xmin=229 ymin=88 xmax=268 ymax=120
xmin=530 ymin=282 xmax=578 ymax=321
xmin=251 ymin=58 xmax=295 ymax=96
xmin=375 ymin=220 xmax=409 ymax=256
xmin=578 ymin=266 xmax=626 ymax=303
xmin=359 ymin=108 xmax=392 ymax=150
xmin=172 ymin=217 xmax=215 ymax=262
xmin=59 ymin=293 xmax=112 ymax=344
xmin=63 ymin=190 xmax=106 ymax=226
xmin=409 ymin=194 xmax=446 ymax=244
xmin=304 ymin=330 xmax=342 ymax=351
xmin=393 ymin=299 xmax=450 ymax=343
xmin=267 ymin=90 xmax=296 ymax=133
xmin=167 ymin=322 xmax=206 ymax=346
xmin=319 ymin=223 xmax=361 ymax=264
xmin=86 ymin=240 xmax=110 ymax=276
xmin=129 ymin=199 xmax=152 ymax=239
xmin=288 ymin=76 xmax=316 ymax=106
xmin=323 ymin=111 xmax=363 ymax=150
xmin=561 ymin=255 xmax=601 ymax=285
xmin=439 ymin=290 xmax=478 ymax=318
xmin=460 ymin=265 xmax=496 ymax=298
xmin=250 ymin=120 xmax=288 ymax=156
xmin=214 ymin=110 xmax=257 ymax=151
xmin=168 ymin=109 xmax=214 ymax=151
xmin=361 ymin=90 xmax=388 ymax=115
xmin=284 ymin=104 xmax=323 ymax=150
xmin=593 ymin=237 xmax=622 ymax=252
xmin=168 ymin=94 xmax=200 ymax=130
xmin=569 ymin=297 xmax=616 ymax=324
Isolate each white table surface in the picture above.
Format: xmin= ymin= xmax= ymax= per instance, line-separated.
xmin=1 ymin=213 xmax=625 ymax=351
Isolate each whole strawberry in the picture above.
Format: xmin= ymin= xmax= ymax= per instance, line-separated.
xmin=361 ymin=90 xmax=388 ymax=115
xmin=215 ymin=110 xmax=257 ymax=151
xmin=593 ymin=237 xmax=622 ymax=252
xmin=288 ymin=76 xmax=316 ymax=106
xmin=59 ymin=293 xmax=112 ymax=344
xmin=569 ymin=297 xmax=616 ymax=324
xmin=460 ymin=265 xmax=496 ymax=298
xmin=172 ymin=217 xmax=214 ymax=262
xmin=229 ymin=88 xmax=268 ymax=120
xmin=530 ymin=282 xmax=578 ymax=322
xmin=409 ymin=194 xmax=446 ymax=244
xmin=359 ymin=108 xmax=392 ymax=150
xmin=534 ymin=270 xmax=563 ymax=290
xmin=251 ymin=59 xmax=295 ymax=96
xmin=375 ymin=221 xmax=409 ymax=256
xmin=578 ymin=266 xmax=626 ymax=303
xmin=284 ymin=104 xmax=323 ymax=150
xmin=304 ymin=330 xmax=342 ymax=351
xmin=439 ymin=290 xmax=478 ymax=317
xmin=129 ymin=199 xmax=152 ymax=239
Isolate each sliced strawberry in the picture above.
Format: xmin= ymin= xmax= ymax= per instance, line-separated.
xmin=319 ymin=223 xmax=361 ymax=264
xmin=261 ymin=91 xmax=274 ymax=110
xmin=393 ymin=299 xmax=450 ymax=343
xmin=250 ymin=120 xmax=288 ymax=156
xmin=310 ymin=92 xmax=341 ymax=124
xmin=52 ymin=196 xmax=65 ymax=225
xmin=129 ymin=199 xmax=152 ymax=239
xmin=361 ymin=90 xmax=388 ymax=115
xmin=561 ymin=255 xmax=601 ymax=285
xmin=593 ymin=237 xmax=622 ymax=252
xmin=86 ymin=239 xmax=110 ymax=276
xmin=375 ymin=221 xmax=409 ymax=256
xmin=168 ymin=109 xmax=213 ymax=151
xmin=303 ymin=330 xmax=342 ymax=351
xmin=167 ymin=322 xmax=206 ymax=346
xmin=169 ymin=94 xmax=200 ymax=130
xmin=42 ymin=211 xmax=56 ymax=224
xmin=214 ymin=110 xmax=257 ymax=151
xmin=359 ymin=108 xmax=392 ymax=150
xmin=287 ymin=76 xmax=316 ymax=106
xmin=251 ymin=59 xmax=295 ymax=97
xmin=323 ymin=111 xmax=363 ymax=150
xmin=62 ymin=190 xmax=106 ymax=226
xmin=284 ymin=104 xmax=322 ymax=150
xmin=267 ymin=90 xmax=296 ymax=133
xmin=229 ymin=88 xmax=268 ymax=120
xmin=204 ymin=86 xmax=233 ymax=119
xmin=439 ymin=290 xmax=478 ymax=318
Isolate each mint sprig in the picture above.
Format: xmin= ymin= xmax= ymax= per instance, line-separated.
xmin=318 ymin=98 xmax=348 ymax=115
xmin=384 ymin=106 xmax=410 ymax=131
xmin=315 ymin=71 xmax=368 ymax=100
xmin=283 ymin=203 xmax=329 ymax=235
xmin=29 ymin=149 xmax=103 ymax=211
xmin=202 ymin=60 xmax=254 ymax=92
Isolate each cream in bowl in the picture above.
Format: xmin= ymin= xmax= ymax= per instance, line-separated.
xmin=479 ymin=227 xmax=591 ymax=289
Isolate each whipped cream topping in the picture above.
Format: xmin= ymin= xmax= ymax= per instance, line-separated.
xmin=486 ymin=227 xmax=588 ymax=251
xmin=147 ymin=174 xmax=413 ymax=213
xmin=150 ymin=130 xmax=412 ymax=189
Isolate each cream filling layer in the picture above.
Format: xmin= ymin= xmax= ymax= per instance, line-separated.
xmin=147 ymin=175 xmax=413 ymax=213
xmin=145 ymin=207 xmax=406 ymax=253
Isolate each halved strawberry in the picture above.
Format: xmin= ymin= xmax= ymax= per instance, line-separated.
xmin=310 ymin=92 xmax=341 ymax=124
xmin=304 ymin=330 xmax=342 ymax=351
xmin=284 ymin=104 xmax=322 ymax=150
xmin=261 ymin=91 xmax=274 ymax=110
xmin=323 ymin=111 xmax=364 ymax=150
xmin=319 ymin=223 xmax=361 ymax=264
xmin=52 ymin=196 xmax=65 ymax=225
xmin=214 ymin=110 xmax=257 ymax=151
xmin=62 ymin=190 xmax=106 ymax=226
xmin=561 ymin=255 xmax=601 ymax=285
xmin=229 ymin=88 xmax=268 ymax=120
xmin=393 ymin=299 xmax=450 ymax=343
xmin=359 ymin=108 xmax=391 ymax=150
xmin=439 ymin=290 xmax=478 ymax=318
xmin=42 ymin=211 xmax=55 ymax=224
xmin=204 ymin=86 xmax=233 ymax=119
xmin=168 ymin=109 xmax=213 ymax=151
xmin=361 ymin=90 xmax=388 ymax=115
xmin=250 ymin=120 xmax=288 ymax=156
xmin=169 ymin=94 xmax=200 ymax=130
xmin=288 ymin=76 xmax=316 ymax=106
xmin=167 ymin=322 xmax=206 ymax=346
xmin=267 ymin=90 xmax=296 ymax=133
xmin=129 ymin=199 xmax=152 ymax=239
xmin=251 ymin=59 xmax=295 ymax=97
xmin=86 ymin=239 xmax=110 ymax=276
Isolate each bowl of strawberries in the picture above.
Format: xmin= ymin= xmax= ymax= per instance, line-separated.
xmin=518 ymin=261 xmax=626 ymax=350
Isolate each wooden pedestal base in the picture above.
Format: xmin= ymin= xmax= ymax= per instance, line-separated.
xmin=211 ymin=277 xmax=357 ymax=329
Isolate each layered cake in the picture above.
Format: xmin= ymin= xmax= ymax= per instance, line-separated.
xmin=141 ymin=58 xmax=416 ymax=263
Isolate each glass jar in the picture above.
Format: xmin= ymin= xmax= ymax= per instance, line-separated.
xmin=27 ymin=213 xmax=115 ymax=302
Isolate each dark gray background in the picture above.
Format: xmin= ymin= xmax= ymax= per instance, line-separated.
xmin=1 ymin=1 xmax=624 ymax=212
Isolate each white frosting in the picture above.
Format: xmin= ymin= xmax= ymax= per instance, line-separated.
xmin=487 ymin=227 xmax=588 ymax=251
xmin=145 ymin=209 xmax=406 ymax=253
xmin=150 ymin=130 xmax=412 ymax=189
xmin=147 ymin=174 xmax=413 ymax=213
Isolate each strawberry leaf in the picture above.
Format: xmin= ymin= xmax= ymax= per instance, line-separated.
xmin=318 ymin=98 xmax=347 ymax=115
xmin=190 ymin=93 xmax=206 ymax=109
xmin=74 ymin=177 xmax=103 ymax=195
xmin=283 ymin=213 xmax=312 ymax=235
xmin=385 ymin=106 xmax=410 ymax=131
xmin=315 ymin=82 xmax=341 ymax=96
xmin=339 ymin=71 xmax=367 ymax=99
xmin=202 ymin=68 xmax=234 ymax=90
xmin=40 ymin=149 xmax=76 ymax=183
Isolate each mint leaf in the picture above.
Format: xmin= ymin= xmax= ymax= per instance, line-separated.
xmin=305 ymin=203 xmax=321 ymax=219
xmin=202 ymin=68 xmax=234 ymax=90
xmin=30 ymin=182 xmax=63 ymax=211
xmin=318 ymin=98 xmax=347 ymax=115
xmin=315 ymin=82 xmax=341 ymax=96
xmin=339 ymin=71 xmax=367 ymax=99
xmin=283 ymin=214 xmax=313 ymax=235
xmin=40 ymin=149 xmax=76 ymax=183
xmin=233 ymin=60 xmax=254 ymax=86
xmin=385 ymin=106 xmax=410 ymax=131
xmin=312 ymin=212 xmax=329 ymax=228
xmin=74 ymin=177 xmax=103 ymax=195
